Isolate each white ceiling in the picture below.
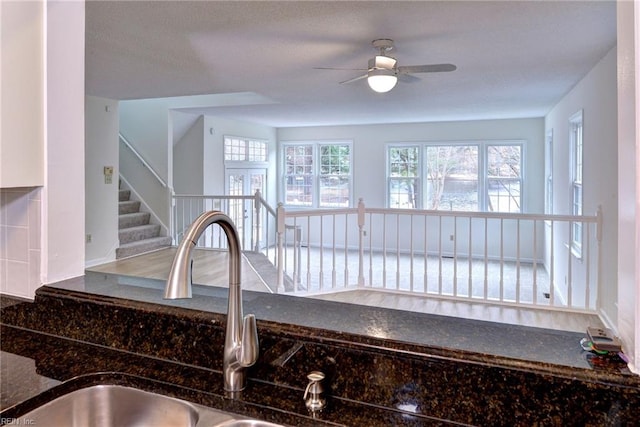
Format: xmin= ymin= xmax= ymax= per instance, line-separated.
xmin=85 ymin=0 xmax=617 ymax=128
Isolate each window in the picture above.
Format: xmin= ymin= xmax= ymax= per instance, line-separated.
xmin=387 ymin=141 xmax=523 ymax=212
xmin=224 ymin=136 xmax=267 ymax=162
xmin=569 ymin=111 xmax=583 ymax=256
xmin=319 ymin=144 xmax=351 ymax=207
xmin=486 ymin=144 xmax=522 ymax=213
xmin=283 ymin=142 xmax=352 ymax=208
xmin=388 ymin=146 xmax=420 ymax=209
xmin=545 ymin=129 xmax=554 ymax=215
xmin=426 ymin=145 xmax=478 ymax=211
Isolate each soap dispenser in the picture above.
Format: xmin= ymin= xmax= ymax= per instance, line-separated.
xmin=303 ymin=371 xmax=326 ymax=413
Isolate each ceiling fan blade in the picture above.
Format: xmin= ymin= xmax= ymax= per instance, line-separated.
xmin=398 ymin=73 xmax=421 ymax=83
xmin=339 ymin=74 xmax=368 ymax=84
xmin=398 ymin=63 xmax=457 ymax=74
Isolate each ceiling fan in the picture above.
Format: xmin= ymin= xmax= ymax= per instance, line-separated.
xmin=317 ymin=39 xmax=457 ymax=93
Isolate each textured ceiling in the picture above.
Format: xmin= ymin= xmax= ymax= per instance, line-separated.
xmin=85 ymin=1 xmax=617 ymax=127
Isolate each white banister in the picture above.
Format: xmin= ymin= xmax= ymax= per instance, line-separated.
xmin=276 ymin=201 xmax=600 ymax=313
xmin=357 ymin=198 xmax=365 ymax=287
xmin=276 ymin=203 xmax=285 ymax=293
xmin=172 ymin=193 xmax=601 ymax=314
xmin=119 ymin=133 xmax=167 ymax=188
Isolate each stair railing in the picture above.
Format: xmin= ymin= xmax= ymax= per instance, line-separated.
xmin=119 ymin=133 xmax=167 ymax=188
xmin=171 ymin=190 xmax=277 ymax=259
xmin=119 ymin=133 xmax=173 ymax=236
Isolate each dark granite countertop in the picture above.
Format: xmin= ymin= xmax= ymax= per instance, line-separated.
xmin=0 ymin=295 xmax=453 ymax=426
xmin=1 ymin=274 xmax=639 ymax=426
xmin=41 ymin=271 xmax=612 ymax=370
xmin=0 ymin=328 xmax=350 ymax=426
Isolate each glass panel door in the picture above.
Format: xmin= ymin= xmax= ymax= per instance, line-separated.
xmin=225 ymin=168 xmax=266 ymax=249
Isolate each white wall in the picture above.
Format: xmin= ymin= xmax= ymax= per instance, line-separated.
xmin=277 ymin=118 xmax=545 ymax=212
xmin=119 ymin=93 xmax=275 ymax=186
xmin=41 ymin=0 xmax=86 ymax=286
xmin=202 ymin=115 xmax=277 ymax=203
xmin=173 ymin=115 xmax=204 ymax=194
xmin=545 ymin=47 xmax=618 ymax=320
xmin=616 ymin=0 xmax=639 ymax=374
xmin=119 ymin=99 xmax=171 ymax=180
xmin=85 ymin=96 xmax=119 ymax=267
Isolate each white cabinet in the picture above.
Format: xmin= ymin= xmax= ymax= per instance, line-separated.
xmin=0 ymin=0 xmax=44 ymax=188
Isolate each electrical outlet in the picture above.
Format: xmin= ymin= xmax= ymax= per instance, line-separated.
xmin=86 ymin=234 xmax=92 ymax=243
xmin=449 ymin=234 xmax=455 ymax=241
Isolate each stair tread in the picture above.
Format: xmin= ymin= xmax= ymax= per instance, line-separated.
xmin=119 ymin=224 xmax=159 ymax=232
xmin=118 ymin=190 xmax=131 ymax=202
xmin=118 ymin=223 xmax=162 ymax=244
xmin=115 ymin=187 xmax=169 ymax=258
xmin=118 ymin=236 xmax=171 ymax=248
xmin=118 ymin=211 xmax=151 ymax=230
xmin=119 ymin=211 xmax=148 ymax=217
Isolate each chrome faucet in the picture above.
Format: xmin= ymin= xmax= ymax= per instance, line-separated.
xmin=164 ymin=211 xmax=259 ymax=393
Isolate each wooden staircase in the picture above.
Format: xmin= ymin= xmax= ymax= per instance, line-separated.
xmin=117 ymin=189 xmax=171 ymax=259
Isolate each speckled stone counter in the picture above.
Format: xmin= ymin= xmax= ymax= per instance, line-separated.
xmin=1 ymin=274 xmax=639 ymax=426
xmin=30 ymin=271 xmax=615 ymax=369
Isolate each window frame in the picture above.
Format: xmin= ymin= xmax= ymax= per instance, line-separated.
xmin=386 ymin=140 xmax=525 ymax=212
xmin=484 ymin=141 xmax=524 ymax=213
xmin=545 ymin=129 xmax=554 ymax=216
xmin=223 ymin=135 xmax=268 ymax=163
xmin=424 ymin=142 xmax=480 ymax=211
xmin=569 ymin=110 xmax=584 ymax=258
xmin=386 ymin=144 xmax=422 ymax=209
xmin=281 ymin=141 xmax=353 ymax=208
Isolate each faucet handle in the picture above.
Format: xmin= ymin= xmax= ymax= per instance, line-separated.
xmin=238 ymin=314 xmax=259 ymax=367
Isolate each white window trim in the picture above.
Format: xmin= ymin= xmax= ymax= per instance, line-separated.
xmin=223 ymin=135 xmax=269 ymax=165
xmin=545 ymin=129 xmax=554 ymax=219
xmin=483 ymin=140 xmax=525 ymax=213
xmin=281 ymin=140 xmax=353 ymax=208
xmin=569 ymin=110 xmax=583 ymax=258
xmin=386 ymin=143 xmax=422 ymax=209
xmin=386 ymin=140 xmax=525 ymax=212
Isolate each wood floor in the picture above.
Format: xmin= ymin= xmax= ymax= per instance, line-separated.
xmin=87 ymin=248 xmax=603 ymax=333
xmin=87 ymin=248 xmax=274 ymax=293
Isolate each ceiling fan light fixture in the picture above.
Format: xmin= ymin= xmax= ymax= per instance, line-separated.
xmin=370 ymin=55 xmax=397 ymax=70
xmin=367 ymin=68 xmax=398 ymax=93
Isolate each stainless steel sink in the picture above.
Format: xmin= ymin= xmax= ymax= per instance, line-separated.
xmin=15 ymin=384 xmax=284 ymax=427
xmin=214 ymin=422 xmax=286 ymax=427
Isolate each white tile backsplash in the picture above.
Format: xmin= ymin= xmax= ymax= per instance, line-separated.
xmin=6 ymin=226 xmax=29 ymax=262
xmin=28 ymin=196 xmax=41 ymax=249
xmin=4 ymin=190 xmax=30 ymax=227
xmin=0 ymin=188 xmax=41 ymax=299
xmin=29 ymin=249 xmax=41 ymax=296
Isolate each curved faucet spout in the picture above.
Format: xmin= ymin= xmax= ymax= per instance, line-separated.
xmin=164 ymin=211 xmax=259 ymax=392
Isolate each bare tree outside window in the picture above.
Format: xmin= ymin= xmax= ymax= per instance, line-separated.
xmin=487 ymin=145 xmax=522 ymax=213
xmin=426 ymin=145 xmax=478 ymax=211
xmin=387 ymin=141 xmax=523 ymax=212
xmin=388 ymin=146 xmax=420 ymax=209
